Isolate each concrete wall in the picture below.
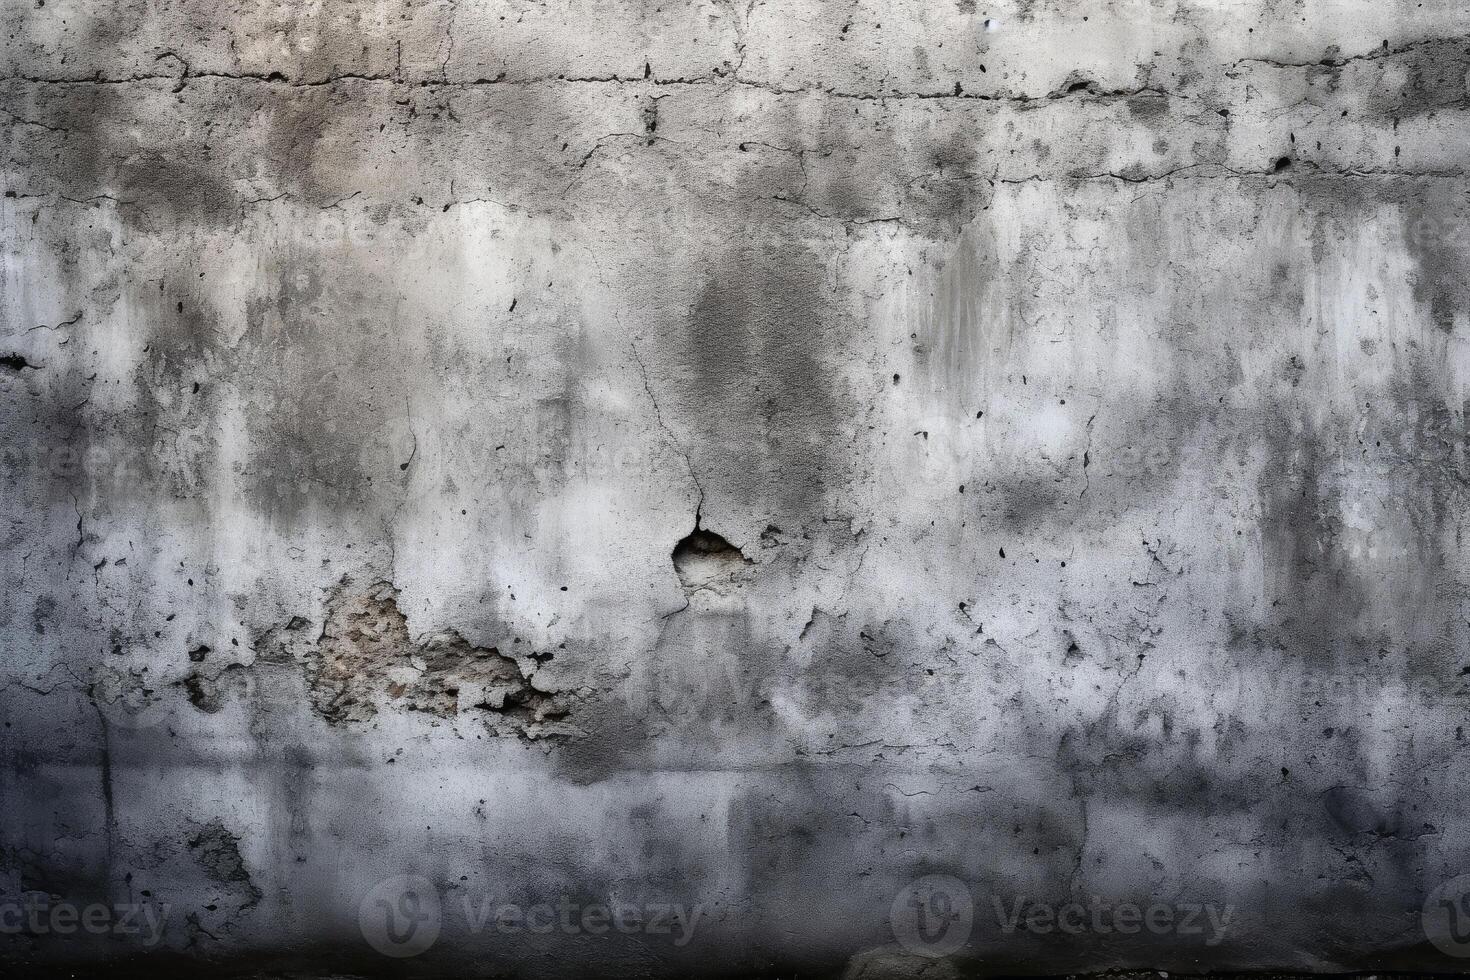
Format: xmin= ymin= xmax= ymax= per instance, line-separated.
xmin=4 ymin=0 xmax=1470 ymax=975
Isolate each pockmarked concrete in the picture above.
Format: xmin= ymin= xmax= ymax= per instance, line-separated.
xmin=3 ymin=1 xmax=1470 ymax=975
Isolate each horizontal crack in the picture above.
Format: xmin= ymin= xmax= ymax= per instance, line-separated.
xmin=5 ymin=32 xmax=1464 ymax=96
xmin=1232 ymin=33 xmax=1466 ymax=69
xmin=0 ymin=68 xmax=1190 ymax=104
xmin=996 ymin=162 xmax=1470 ymax=183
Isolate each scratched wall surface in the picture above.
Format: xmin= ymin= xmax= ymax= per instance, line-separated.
xmin=4 ymin=0 xmax=1470 ymax=976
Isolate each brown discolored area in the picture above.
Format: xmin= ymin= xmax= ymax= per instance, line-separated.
xmin=305 ymin=578 xmax=571 ymax=736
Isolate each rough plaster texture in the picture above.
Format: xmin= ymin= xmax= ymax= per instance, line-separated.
xmin=4 ymin=0 xmax=1470 ymax=976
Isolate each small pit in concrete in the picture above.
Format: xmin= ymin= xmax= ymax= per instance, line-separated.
xmin=672 ymin=525 xmax=752 ymax=596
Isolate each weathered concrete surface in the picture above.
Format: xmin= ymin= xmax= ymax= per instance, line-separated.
xmin=3 ymin=0 xmax=1470 ymax=975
